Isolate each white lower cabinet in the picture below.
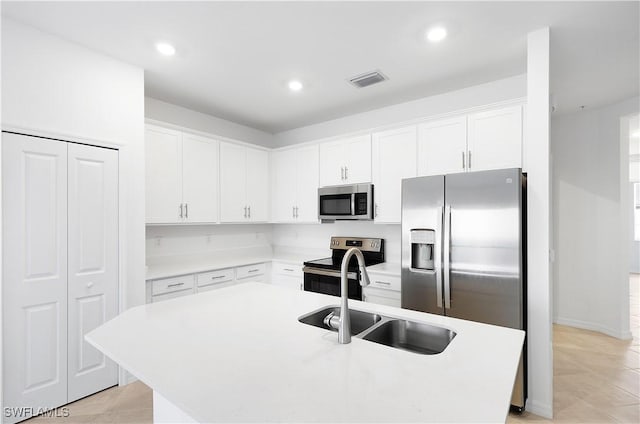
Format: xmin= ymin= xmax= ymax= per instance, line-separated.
xmin=362 ymin=272 xmax=401 ymax=308
xmin=271 ymin=261 xmax=303 ymax=291
xmin=2 ymin=133 xmax=119 ymax=423
xmin=147 ymin=263 xmax=268 ymax=303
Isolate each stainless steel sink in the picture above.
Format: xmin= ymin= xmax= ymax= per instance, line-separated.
xmin=362 ymin=319 xmax=456 ymax=355
xmin=298 ymin=306 xmax=383 ymax=335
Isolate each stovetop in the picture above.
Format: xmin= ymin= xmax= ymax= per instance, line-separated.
xmin=303 ymin=236 xmax=385 ymax=272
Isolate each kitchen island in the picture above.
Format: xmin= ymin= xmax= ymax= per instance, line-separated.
xmin=86 ymin=282 xmax=524 ymax=423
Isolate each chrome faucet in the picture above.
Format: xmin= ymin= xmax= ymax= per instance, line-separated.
xmin=324 ymin=247 xmax=370 ymax=343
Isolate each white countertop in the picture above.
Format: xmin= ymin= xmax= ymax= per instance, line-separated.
xmin=87 ymin=283 xmax=524 ymax=423
xmin=366 ymin=262 xmax=401 ymax=276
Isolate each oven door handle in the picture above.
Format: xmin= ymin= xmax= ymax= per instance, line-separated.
xmin=303 ymin=266 xmax=357 ymax=280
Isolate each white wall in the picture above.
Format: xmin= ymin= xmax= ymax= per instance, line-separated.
xmin=630 ymin=183 xmax=640 ymax=273
xmin=1 ymin=17 xmax=146 ymax=389
xmin=551 ymin=96 xmax=639 ymax=339
xmin=145 ymin=97 xmax=274 ymax=148
xmin=273 ymin=74 xmax=526 ymax=146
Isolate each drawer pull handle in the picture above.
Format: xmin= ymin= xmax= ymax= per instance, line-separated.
xmin=211 ymin=275 xmax=226 ymax=280
xmin=375 ymin=281 xmax=391 ymax=285
xmin=248 ymin=269 xmax=260 ymax=273
xmin=283 ymin=268 xmax=294 ymax=272
xmin=167 ymin=282 xmax=184 ymax=288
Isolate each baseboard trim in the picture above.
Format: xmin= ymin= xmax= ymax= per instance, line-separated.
xmin=526 ymin=399 xmax=553 ymax=419
xmin=554 ymin=316 xmax=632 ymax=340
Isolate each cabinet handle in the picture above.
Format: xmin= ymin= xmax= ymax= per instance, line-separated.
xmin=293 ymin=206 xmax=296 ymax=218
xmin=167 ymin=282 xmax=184 ymax=288
xmin=345 ymin=166 xmax=348 ymax=180
xmin=462 ymin=152 xmax=465 ymax=169
xmin=375 ymin=281 xmax=391 ymax=286
xmin=375 ymin=203 xmax=378 ymax=218
xmin=185 ymin=203 xmax=188 ymax=219
xmin=248 ymin=206 xmax=251 ymax=219
xmin=211 ymin=275 xmax=226 ymax=280
xmin=283 ymin=268 xmax=294 ymax=272
xmin=244 ymin=206 xmax=247 ymax=218
xmin=295 ymin=206 xmax=299 ymax=218
xmin=179 ymin=203 xmax=184 ymax=218
xmin=341 ymin=167 xmax=345 ymax=181
xmin=248 ymin=269 xmax=260 ymax=273
xmin=468 ymin=151 xmax=472 ymax=169
xmin=86 ymin=282 xmax=94 ymax=288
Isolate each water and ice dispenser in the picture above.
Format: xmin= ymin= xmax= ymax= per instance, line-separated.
xmin=410 ymin=229 xmax=435 ymax=271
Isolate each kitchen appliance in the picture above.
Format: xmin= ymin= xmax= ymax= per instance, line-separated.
xmin=318 ymin=183 xmax=374 ymax=221
xmin=303 ymin=237 xmax=384 ymax=300
xmin=401 ymin=168 xmax=527 ymax=411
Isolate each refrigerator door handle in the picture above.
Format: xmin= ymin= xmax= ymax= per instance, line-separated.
xmin=435 ymin=206 xmax=443 ymax=308
xmin=443 ymin=205 xmax=452 ymax=309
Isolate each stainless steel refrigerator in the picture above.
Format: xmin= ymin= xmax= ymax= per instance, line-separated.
xmin=401 ymin=168 xmax=526 ymax=411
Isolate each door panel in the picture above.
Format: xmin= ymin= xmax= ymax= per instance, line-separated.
xmin=401 ymin=175 xmax=444 ymax=315
xmin=270 ymin=149 xmax=297 ymax=222
xmin=219 ymin=142 xmax=247 ymax=222
xmin=295 ymin=145 xmax=319 ymax=222
xmin=467 ymin=106 xmax=522 ymax=172
xmin=182 ymin=134 xmax=219 ymax=223
xmin=2 ymin=133 xmax=68 ymax=423
xmin=67 ymin=143 xmax=118 ymax=402
xmin=245 ymin=148 xmax=269 ymax=222
xmin=372 ymin=126 xmax=417 ymax=223
xmin=444 ymin=169 xmax=523 ymax=329
xmin=344 ymin=134 xmax=372 ymax=184
xmin=145 ymin=125 xmax=182 ymax=223
xmin=319 ymin=141 xmax=344 ymax=186
xmin=417 ymin=117 xmax=467 ymax=176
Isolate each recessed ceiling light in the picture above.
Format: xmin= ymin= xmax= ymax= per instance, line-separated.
xmin=156 ymin=42 xmax=176 ymax=56
xmin=288 ymin=80 xmax=303 ymax=92
xmin=426 ymin=27 xmax=447 ymax=43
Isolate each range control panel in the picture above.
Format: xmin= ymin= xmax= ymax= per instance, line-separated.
xmin=330 ymin=237 xmax=383 ymax=252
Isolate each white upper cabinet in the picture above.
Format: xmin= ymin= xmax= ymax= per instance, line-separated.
xmin=467 ymin=105 xmax=523 ymax=172
xmin=145 ymin=125 xmax=182 ymax=223
xmin=319 ymin=134 xmax=371 ymax=186
xmin=271 ymin=144 xmax=319 ymax=223
xmin=220 ymin=142 xmax=269 ymax=223
xmin=145 ymin=124 xmax=219 ymax=224
xmin=417 ymin=116 xmax=468 ymax=176
xmin=182 ymin=133 xmax=219 ymax=223
xmin=372 ymin=126 xmax=417 ymax=223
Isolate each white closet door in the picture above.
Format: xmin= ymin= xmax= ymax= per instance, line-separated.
xmin=182 ymin=134 xmax=219 ymax=223
xmin=2 ymin=133 xmax=68 ymax=423
xmin=66 ymin=143 xmax=119 ymax=402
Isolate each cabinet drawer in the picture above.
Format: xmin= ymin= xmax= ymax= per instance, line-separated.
xmin=236 ymin=263 xmax=266 ymax=280
xmin=196 ymin=268 xmax=234 ymax=287
xmin=272 ymin=261 xmax=303 ymax=277
xmin=152 ymin=288 xmax=193 ymax=303
xmin=151 ymin=275 xmax=195 ymax=296
xmin=197 ymin=280 xmax=236 ymax=293
xmin=368 ymin=273 xmax=401 ymax=291
xmin=363 ymin=286 xmax=401 ymax=308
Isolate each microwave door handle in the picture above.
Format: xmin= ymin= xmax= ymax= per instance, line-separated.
xmin=351 ymin=193 xmax=356 ymax=216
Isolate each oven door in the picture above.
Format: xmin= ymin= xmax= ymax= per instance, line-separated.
xmin=302 ymin=267 xmax=362 ymax=300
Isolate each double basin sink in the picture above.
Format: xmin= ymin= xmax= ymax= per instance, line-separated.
xmin=298 ymin=306 xmax=456 ymax=355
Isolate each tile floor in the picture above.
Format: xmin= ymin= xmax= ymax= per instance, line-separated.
xmin=25 ymin=275 xmax=640 ymax=423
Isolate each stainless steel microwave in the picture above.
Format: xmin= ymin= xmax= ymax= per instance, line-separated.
xmin=318 ymin=183 xmax=374 ymax=221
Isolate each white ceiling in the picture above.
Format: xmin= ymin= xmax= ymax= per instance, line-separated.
xmin=2 ymin=1 xmax=638 ymax=133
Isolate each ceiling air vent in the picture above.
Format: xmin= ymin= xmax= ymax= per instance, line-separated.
xmin=349 ymin=70 xmax=388 ymax=88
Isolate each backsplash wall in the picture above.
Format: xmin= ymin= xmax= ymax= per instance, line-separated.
xmin=271 ymin=222 xmax=401 ymax=263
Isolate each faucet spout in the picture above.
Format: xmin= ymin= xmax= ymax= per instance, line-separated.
xmin=335 ymin=247 xmax=370 ymax=344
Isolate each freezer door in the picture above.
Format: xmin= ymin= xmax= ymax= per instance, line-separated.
xmin=444 ymin=168 xmax=523 ymax=329
xmin=401 ymin=175 xmax=445 ymax=315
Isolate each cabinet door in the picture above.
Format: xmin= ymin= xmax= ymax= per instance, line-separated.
xmin=67 ymin=143 xmax=118 ymax=402
xmin=219 ymin=142 xmax=247 ymax=222
xmin=372 ymin=126 xmax=417 ymax=223
xmin=145 ymin=125 xmax=182 ymax=223
xmin=467 ymin=105 xmax=522 ymax=172
xmin=319 ymin=140 xmax=345 ymax=186
xmin=417 ymin=117 xmax=467 ymax=176
xmin=2 ymin=133 xmax=68 ymax=421
xmin=270 ymin=149 xmax=297 ymax=222
xmin=344 ymin=134 xmax=372 ymax=184
xmin=246 ymin=148 xmax=269 ymax=222
xmin=295 ymin=144 xmax=320 ymax=222
xmin=182 ymin=133 xmax=219 ymax=223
